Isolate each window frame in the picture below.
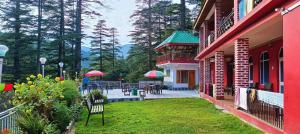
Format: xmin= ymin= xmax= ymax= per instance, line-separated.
xmin=249 ymin=57 xmax=254 ymax=84
xmin=260 ymin=51 xmax=269 ymax=84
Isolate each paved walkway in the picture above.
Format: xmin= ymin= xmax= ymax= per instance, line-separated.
xmin=103 ymin=89 xmax=200 ymax=99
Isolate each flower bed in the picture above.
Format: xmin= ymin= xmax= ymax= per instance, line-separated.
xmin=12 ymin=74 xmax=82 ymax=134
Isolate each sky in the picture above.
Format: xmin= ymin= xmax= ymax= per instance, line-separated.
xmin=83 ymin=0 xmax=185 ymax=47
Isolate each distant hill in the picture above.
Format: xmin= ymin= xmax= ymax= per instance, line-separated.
xmin=81 ymin=46 xmax=90 ymax=69
xmin=118 ymin=44 xmax=133 ymax=58
xmin=81 ymin=44 xmax=133 ymax=69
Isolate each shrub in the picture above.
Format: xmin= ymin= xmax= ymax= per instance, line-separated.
xmin=52 ymin=102 xmax=72 ymax=132
xmin=0 ymin=91 xmax=14 ymax=112
xmin=13 ymin=74 xmax=81 ymax=133
xmin=88 ymin=89 xmax=108 ymax=104
xmin=17 ymin=111 xmax=59 ymax=134
xmin=60 ymin=80 xmax=80 ymax=107
xmin=71 ymin=103 xmax=83 ymax=121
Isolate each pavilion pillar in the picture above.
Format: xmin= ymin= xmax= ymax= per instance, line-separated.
xmin=215 ymin=51 xmax=225 ymax=100
xmin=234 ymin=38 xmax=249 ymax=106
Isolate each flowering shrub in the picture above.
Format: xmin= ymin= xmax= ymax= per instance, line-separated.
xmin=13 ymin=74 xmax=64 ymax=117
xmin=13 ymin=74 xmax=81 ymax=133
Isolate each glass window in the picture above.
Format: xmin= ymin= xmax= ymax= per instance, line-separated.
xmin=249 ymin=57 xmax=253 ymax=82
xmin=176 ymin=70 xmax=189 ymax=83
xmin=260 ymin=52 xmax=269 ymax=84
xmin=166 ymin=69 xmax=170 ymax=77
xmin=181 ymin=71 xmax=188 ymax=83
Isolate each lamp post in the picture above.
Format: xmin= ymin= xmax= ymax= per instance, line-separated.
xmin=63 ymin=70 xmax=66 ymax=79
xmin=0 ymin=45 xmax=9 ymax=83
xmin=39 ymin=57 xmax=47 ymax=77
xmin=75 ymin=72 xmax=78 ymax=79
xmin=58 ymin=62 xmax=64 ymax=78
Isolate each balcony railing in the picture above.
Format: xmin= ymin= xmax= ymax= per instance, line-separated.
xmin=204 ymin=32 xmax=215 ymax=48
xmin=217 ymin=10 xmax=234 ymax=37
xmin=245 ymin=89 xmax=284 ymax=129
xmin=156 ymin=53 xmax=197 ymax=65
xmin=253 ymin=0 xmax=263 ymax=8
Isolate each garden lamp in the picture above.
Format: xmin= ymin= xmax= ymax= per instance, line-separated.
xmin=0 ymin=44 xmax=9 ymax=83
xmin=39 ymin=57 xmax=47 ymax=77
xmin=58 ymin=62 xmax=64 ymax=77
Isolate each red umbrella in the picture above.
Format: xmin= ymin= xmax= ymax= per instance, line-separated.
xmin=85 ymin=70 xmax=105 ymax=77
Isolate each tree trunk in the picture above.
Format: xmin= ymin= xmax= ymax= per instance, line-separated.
xmin=147 ymin=0 xmax=153 ymax=70
xmin=180 ymin=0 xmax=186 ymax=30
xmin=59 ymin=0 xmax=65 ymax=63
xmin=36 ymin=0 xmax=43 ymax=74
xmin=112 ymin=31 xmax=115 ymax=70
xmin=14 ymin=0 xmax=21 ymax=81
xmin=75 ymin=0 xmax=82 ymax=73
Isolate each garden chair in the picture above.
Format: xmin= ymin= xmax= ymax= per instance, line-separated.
xmin=85 ymin=97 xmax=104 ymax=126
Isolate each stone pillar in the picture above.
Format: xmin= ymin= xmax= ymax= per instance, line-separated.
xmin=199 ymin=60 xmax=204 ymax=92
xmin=215 ymin=51 xmax=225 ymax=100
xmin=204 ymin=58 xmax=211 ymax=94
xmin=215 ymin=0 xmax=223 ymax=38
xmin=234 ymin=38 xmax=249 ymax=105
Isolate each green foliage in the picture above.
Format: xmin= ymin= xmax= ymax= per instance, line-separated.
xmin=0 ymin=91 xmax=14 ymax=112
xmin=61 ymin=80 xmax=80 ymax=107
xmin=13 ymin=75 xmax=64 ymax=118
xmin=71 ymin=103 xmax=83 ymax=121
xmin=17 ymin=111 xmax=59 ymax=134
xmin=13 ymin=74 xmax=81 ymax=133
xmin=88 ymin=89 xmax=108 ymax=104
xmin=52 ymin=102 xmax=72 ymax=132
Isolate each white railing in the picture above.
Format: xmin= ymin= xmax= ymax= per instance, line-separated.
xmin=0 ymin=107 xmax=20 ymax=134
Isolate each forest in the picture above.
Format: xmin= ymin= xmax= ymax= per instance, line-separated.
xmin=0 ymin=0 xmax=200 ymax=83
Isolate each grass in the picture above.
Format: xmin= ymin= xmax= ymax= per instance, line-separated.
xmin=75 ymin=98 xmax=262 ymax=134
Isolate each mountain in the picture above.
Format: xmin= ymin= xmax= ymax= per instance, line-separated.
xmin=118 ymin=44 xmax=133 ymax=58
xmin=81 ymin=46 xmax=90 ymax=69
xmin=81 ymin=44 xmax=133 ymax=69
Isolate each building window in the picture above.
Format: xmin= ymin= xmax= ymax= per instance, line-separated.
xmin=249 ymin=57 xmax=254 ymax=84
xmin=260 ymin=52 xmax=269 ymax=84
xmin=176 ymin=70 xmax=188 ymax=83
xmin=279 ymin=48 xmax=284 ymax=93
xmin=166 ymin=69 xmax=170 ymax=77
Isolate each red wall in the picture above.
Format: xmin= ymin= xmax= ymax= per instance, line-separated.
xmin=283 ymin=4 xmax=300 ymax=133
xmin=249 ymin=39 xmax=282 ymax=92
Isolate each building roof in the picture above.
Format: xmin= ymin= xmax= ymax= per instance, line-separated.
xmin=155 ymin=31 xmax=199 ymax=49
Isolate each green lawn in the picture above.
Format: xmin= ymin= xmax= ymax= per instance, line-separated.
xmin=75 ymin=98 xmax=262 ymax=134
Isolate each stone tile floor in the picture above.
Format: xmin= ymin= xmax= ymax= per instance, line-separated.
xmin=82 ymin=89 xmax=200 ymax=100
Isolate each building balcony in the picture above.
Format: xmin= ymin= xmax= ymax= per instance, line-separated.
xmin=217 ymin=10 xmax=234 ymax=37
xmin=156 ymin=53 xmax=198 ymax=65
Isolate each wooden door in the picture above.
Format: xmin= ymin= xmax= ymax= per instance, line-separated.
xmin=188 ymin=70 xmax=195 ymax=89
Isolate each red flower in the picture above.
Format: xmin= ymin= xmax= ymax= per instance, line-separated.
xmin=4 ymin=84 xmax=13 ymax=92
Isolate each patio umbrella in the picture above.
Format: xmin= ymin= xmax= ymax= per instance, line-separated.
xmin=85 ymin=70 xmax=105 ymax=77
xmin=144 ymin=70 xmax=165 ymax=78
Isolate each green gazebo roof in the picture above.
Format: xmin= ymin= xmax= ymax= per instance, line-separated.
xmin=155 ymin=31 xmax=199 ymax=49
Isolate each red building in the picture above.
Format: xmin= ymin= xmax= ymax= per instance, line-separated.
xmin=194 ymin=0 xmax=300 ymax=133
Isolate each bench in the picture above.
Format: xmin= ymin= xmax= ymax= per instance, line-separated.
xmin=85 ymin=97 xmax=104 ymax=126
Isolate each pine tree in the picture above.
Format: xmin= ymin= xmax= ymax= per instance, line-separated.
xmin=90 ymin=19 xmax=110 ymax=72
